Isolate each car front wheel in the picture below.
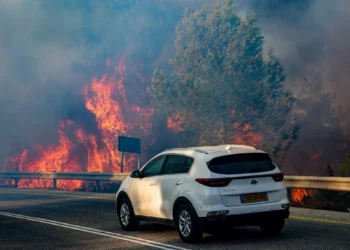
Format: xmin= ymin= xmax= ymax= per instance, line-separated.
xmin=176 ymin=204 xmax=203 ymax=243
xmin=118 ymin=198 xmax=139 ymax=231
xmin=260 ymin=218 xmax=285 ymax=236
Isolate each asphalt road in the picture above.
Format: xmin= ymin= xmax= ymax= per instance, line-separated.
xmin=0 ymin=188 xmax=349 ymax=250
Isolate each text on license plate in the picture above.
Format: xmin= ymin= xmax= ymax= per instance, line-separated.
xmin=240 ymin=193 xmax=268 ymax=203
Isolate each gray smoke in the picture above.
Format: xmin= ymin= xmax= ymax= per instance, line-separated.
xmin=0 ymin=0 xmax=349 ymax=175
xmin=244 ymin=0 xmax=350 ymax=174
xmin=0 ymin=0 xmax=185 ymax=163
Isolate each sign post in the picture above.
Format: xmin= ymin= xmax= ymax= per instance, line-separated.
xmin=120 ymin=152 xmax=124 ymax=173
xmin=118 ymin=136 xmax=141 ymax=172
xmin=137 ymin=154 xmax=140 ymax=170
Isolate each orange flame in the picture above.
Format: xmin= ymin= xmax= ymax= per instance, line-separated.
xmin=4 ymin=120 xmax=83 ymax=190
xmin=167 ymin=113 xmax=185 ymax=133
xmin=74 ymin=128 xmax=110 ymax=173
xmin=291 ymin=188 xmax=309 ymax=205
xmin=229 ymin=123 xmax=262 ymax=147
xmin=4 ymin=149 xmax=28 ymax=172
xmin=311 ymin=149 xmax=324 ymax=160
xmin=82 ymin=57 xmax=154 ymax=173
xmin=291 ymin=188 xmax=319 ymax=206
xmin=166 ymin=109 xmax=262 ymax=147
xmin=3 ymin=56 xmax=155 ymax=190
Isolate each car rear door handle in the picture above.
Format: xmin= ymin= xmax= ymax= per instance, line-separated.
xmin=175 ymin=181 xmax=183 ymax=185
xmin=149 ymin=182 xmax=156 ymax=186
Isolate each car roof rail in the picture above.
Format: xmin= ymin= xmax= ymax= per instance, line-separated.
xmin=194 ymin=149 xmax=208 ymax=154
xmin=162 ymin=148 xmax=177 ymax=152
xmin=220 ymin=144 xmax=256 ymax=150
xmin=162 ymin=148 xmax=208 ymax=154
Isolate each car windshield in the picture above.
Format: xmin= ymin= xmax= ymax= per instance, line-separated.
xmin=208 ymin=153 xmax=276 ymax=175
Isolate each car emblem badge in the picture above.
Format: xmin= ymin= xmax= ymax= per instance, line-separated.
xmin=251 ymin=180 xmax=258 ymax=184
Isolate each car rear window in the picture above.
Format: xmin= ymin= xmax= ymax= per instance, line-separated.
xmin=207 ymin=153 xmax=276 ymax=175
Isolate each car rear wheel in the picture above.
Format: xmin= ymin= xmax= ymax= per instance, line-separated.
xmin=118 ymin=198 xmax=139 ymax=231
xmin=176 ymin=204 xmax=203 ymax=243
xmin=260 ymin=218 xmax=285 ymax=236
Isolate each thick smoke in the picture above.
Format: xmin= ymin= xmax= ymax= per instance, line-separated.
xmin=244 ymin=0 xmax=350 ymax=174
xmin=0 ymin=0 xmax=87 ymax=162
xmin=0 ymin=0 xmax=185 ymax=165
xmin=0 ymin=0 xmax=349 ymax=175
xmin=250 ymin=0 xmax=350 ymax=111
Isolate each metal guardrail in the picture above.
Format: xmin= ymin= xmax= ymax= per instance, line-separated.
xmin=0 ymin=172 xmax=349 ymax=192
xmin=284 ymin=176 xmax=350 ymax=192
xmin=0 ymin=172 xmax=129 ymax=192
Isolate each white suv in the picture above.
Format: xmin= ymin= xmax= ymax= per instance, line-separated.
xmin=116 ymin=145 xmax=290 ymax=242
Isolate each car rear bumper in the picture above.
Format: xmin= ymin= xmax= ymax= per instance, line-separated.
xmin=195 ymin=195 xmax=290 ymax=217
xmin=198 ymin=208 xmax=289 ymax=230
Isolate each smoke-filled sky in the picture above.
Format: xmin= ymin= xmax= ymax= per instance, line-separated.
xmin=0 ymin=0 xmax=349 ymax=174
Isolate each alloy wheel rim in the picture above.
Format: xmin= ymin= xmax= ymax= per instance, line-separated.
xmin=179 ymin=210 xmax=191 ymax=237
xmin=120 ymin=203 xmax=130 ymax=226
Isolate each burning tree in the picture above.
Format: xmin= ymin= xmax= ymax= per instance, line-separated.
xmin=3 ymin=57 xmax=155 ymax=190
xmin=149 ymin=0 xmax=298 ymax=155
xmin=282 ymin=68 xmax=350 ymax=175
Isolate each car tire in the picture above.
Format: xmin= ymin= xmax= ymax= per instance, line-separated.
xmin=117 ymin=198 xmax=140 ymax=231
xmin=260 ymin=218 xmax=285 ymax=236
xmin=176 ymin=204 xmax=203 ymax=243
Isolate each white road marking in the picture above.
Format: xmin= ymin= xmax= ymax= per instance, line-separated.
xmin=0 ymin=211 xmax=190 ymax=250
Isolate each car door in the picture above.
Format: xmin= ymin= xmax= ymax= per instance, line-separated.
xmin=156 ymin=154 xmax=193 ymax=219
xmin=131 ymin=155 xmax=166 ymax=217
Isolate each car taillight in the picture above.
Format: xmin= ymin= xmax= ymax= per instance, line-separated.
xmin=272 ymin=173 xmax=284 ymax=182
xmin=195 ymin=178 xmax=232 ymax=187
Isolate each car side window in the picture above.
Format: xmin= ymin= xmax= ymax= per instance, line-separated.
xmin=183 ymin=157 xmax=193 ymax=173
xmin=163 ymin=155 xmax=193 ymax=174
xmin=141 ymin=156 xmax=166 ymax=178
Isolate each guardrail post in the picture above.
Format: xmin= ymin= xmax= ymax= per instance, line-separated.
xmin=14 ymin=178 xmax=18 ymax=188
xmin=287 ymin=188 xmax=292 ymax=200
xmin=96 ymin=180 xmax=100 ymax=192
xmin=53 ymin=178 xmax=57 ymax=189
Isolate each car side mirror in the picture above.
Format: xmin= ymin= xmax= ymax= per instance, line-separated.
xmin=130 ymin=170 xmax=141 ymax=178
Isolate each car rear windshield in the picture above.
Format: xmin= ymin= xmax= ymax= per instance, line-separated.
xmin=207 ymin=153 xmax=276 ymax=175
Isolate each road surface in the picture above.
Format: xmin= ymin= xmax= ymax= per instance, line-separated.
xmin=0 ymin=188 xmax=349 ymax=249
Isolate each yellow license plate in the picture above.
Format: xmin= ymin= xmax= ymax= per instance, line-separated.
xmin=241 ymin=193 xmax=268 ymax=203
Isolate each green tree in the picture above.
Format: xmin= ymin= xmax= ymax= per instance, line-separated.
xmin=148 ymin=0 xmax=298 ymax=155
xmin=340 ymin=153 xmax=350 ymax=177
